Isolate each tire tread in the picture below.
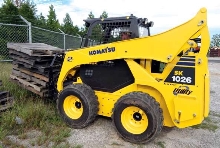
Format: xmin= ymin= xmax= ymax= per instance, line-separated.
xmin=57 ymin=83 xmax=99 ymax=128
xmin=112 ymin=91 xmax=164 ymax=144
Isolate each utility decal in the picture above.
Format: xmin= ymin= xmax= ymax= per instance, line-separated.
xmin=89 ymin=47 xmax=115 ymax=55
xmin=164 ymin=66 xmax=195 ymax=85
xmin=173 ymin=87 xmax=193 ymax=95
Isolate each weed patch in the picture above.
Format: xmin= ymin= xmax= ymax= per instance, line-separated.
xmin=156 ymin=141 xmax=166 ymax=148
xmin=191 ymin=117 xmax=218 ymax=132
xmin=0 ymin=63 xmax=33 ymax=99
xmin=0 ymin=62 xmax=74 ymax=147
xmin=1 ymin=137 xmax=25 ymax=148
xmin=72 ymin=145 xmax=83 ymax=148
xmin=0 ymin=97 xmax=72 ymax=146
xmin=210 ymin=111 xmax=220 ymax=118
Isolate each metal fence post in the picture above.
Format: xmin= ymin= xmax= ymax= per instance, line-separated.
xmin=64 ymin=34 xmax=66 ymax=50
xmin=28 ymin=22 xmax=32 ymax=43
xmin=19 ymin=15 xmax=32 ymax=43
xmin=58 ymin=29 xmax=65 ymax=50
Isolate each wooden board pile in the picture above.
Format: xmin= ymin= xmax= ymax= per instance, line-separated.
xmin=0 ymin=80 xmax=14 ymax=111
xmin=7 ymin=43 xmax=64 ymax=98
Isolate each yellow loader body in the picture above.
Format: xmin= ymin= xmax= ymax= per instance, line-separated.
xmin=56 ymin=8 xmax=210 ymax=143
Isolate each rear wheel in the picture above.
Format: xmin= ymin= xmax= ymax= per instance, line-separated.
xmin=112 ymin=92 xmax=163 ymax=144
xmin=57 ymin=83 xmax=99 ymax=128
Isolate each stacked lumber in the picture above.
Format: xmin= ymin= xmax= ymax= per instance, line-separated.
xmin=7 ymin=43 xmax=64 ymax=98
xmin=0 ymin=80 xmax=14 ymax=111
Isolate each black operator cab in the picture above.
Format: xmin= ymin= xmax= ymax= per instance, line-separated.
xmin=81 ymin=14 xmax=154 ymax=48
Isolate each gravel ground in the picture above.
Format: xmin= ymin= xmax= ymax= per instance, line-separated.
xmin=2 ymin=61 xmax=220 ymax=148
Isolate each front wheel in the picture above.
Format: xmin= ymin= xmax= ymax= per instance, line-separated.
xmin=112 ymin=92 xmax=163 ymax=144
xmin=57 ymin=83 xmax=99 ymax=128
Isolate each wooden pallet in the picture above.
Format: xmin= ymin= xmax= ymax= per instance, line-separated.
xmin=13 ymin=61 xmax=61 ymax=74
xmin=10 ymin=74 xmax=45 ymax=92
xmin=13 ymin=66 xmax=49 ymax=82
xmin=10 ymin=54 xmax=36 ymax=66
xmin=10 ymin=79 xmax=49 ymax=97
xmin=7 ymin=43 xmax=64 ymax=56
xmin=8 ymin=43 xmax=64 ymax=98
xmin=9 ymin=49 xmax=56 ymax=62
xmin=0 ymin=92 xmax=14 ymax=111
xmin=0 ymin=80 xmax=14 ymax=111
xmin=12 ymin=69 xmax=48 ymax=87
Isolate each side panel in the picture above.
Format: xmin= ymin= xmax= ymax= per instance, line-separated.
xmin=173 ymin=95 xmax=198 ymax=122
xmin=94 ymin=84 xmax=137 ymax=117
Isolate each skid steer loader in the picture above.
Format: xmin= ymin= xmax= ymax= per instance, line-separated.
xmin=56 ymin=8 xmax=210 ymax=144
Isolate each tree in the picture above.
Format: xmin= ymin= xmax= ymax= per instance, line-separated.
xmin=61 ymin=13 xmax=79 ymax=35
xmin=46 ymin=4 xmax=60 ymax=31
xmin=19 ymin=0 xmax=37 ymax=21
xmin=0 ymin=0 xmax=19 ymax=24
xmin=210 ymin=34 xmax=220 ymax=48
xmin=79 ymin=11 xmax=95 ymax=36
xmin=36 ymin=12 xmax=46 ymax=28
xmin=13 ymin=0 xmax=25 ymax=7
xmin=100 ymin=11 xmax=108 ymax=18
xmin=0 ymin=0 xmax=19 ymax=15
xmin=62 ymin=13 xmax=73 ymax=34
xmin=88 ymin=11 xmax=94 ymax=19
xmin=78 ymin=27 xmax=86 ymax=37
xmin=81 ymin=11 xmax=109 ymax=43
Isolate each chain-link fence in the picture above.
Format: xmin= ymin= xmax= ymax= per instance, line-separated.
xmin=0 ymin=15 xmax=86 ymax=82
xmin=0 ymin=15 xmax=83 ymax=62
xmin=32 ymin=26 xmax=82 ymax=50
xmin=0 ymin=23 xmax=29 ymax=61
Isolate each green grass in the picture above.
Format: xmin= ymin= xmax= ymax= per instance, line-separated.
xmin=0 ymin=62 xmax=33 ymax=99
xmin=0 ymin=138 xmax=25 ymax=148
xmin=210 ymin=111 xmax=220 ymax=118
xmin=0 ymin=63 xmax=75 ymax=147
xmin=191 ymin=117 xmax=218 ymax=132
xmin=156 ymin=141 xmax=166 ymax=148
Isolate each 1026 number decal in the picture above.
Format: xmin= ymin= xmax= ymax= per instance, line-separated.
xmin=172 ymin=76 xmax=192 ymax=83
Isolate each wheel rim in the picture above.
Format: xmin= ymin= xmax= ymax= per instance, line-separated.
xmin=121 ymin=106 xmax=148 ymax=134
xmin=63 ymin=95 xmax=83 ymax=119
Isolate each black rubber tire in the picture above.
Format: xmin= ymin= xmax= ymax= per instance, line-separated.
xmin=112 ymin=91 xmax=164 ymax=144
xmin=57 ymin=83 xmax=99 ymax=128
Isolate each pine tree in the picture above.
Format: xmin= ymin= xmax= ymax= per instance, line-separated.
xmin=0 ymin=0 xmax=19 ymax=15
xmin=0 ymin=0 xmax=19 ymax=24
xmin=100 ymin=11 xmax=108 ymax=18
xmin=19 ymin=0 xmax=37 ymax=22
xmin=46 ymin=4 xmax=60 ymax=31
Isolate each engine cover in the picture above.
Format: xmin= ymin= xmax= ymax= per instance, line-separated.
xmin=79 ymin=59 xmax=135 ymax=93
